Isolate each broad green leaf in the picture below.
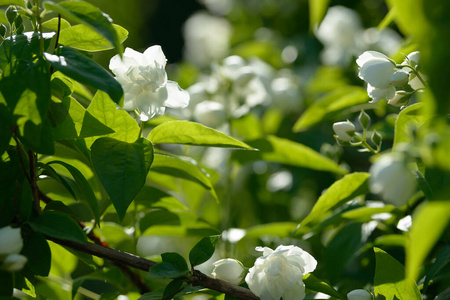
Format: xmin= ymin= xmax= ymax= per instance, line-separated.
xmin=393 ymin=103 xmax=427 ymax=151
xmin=59 ymin=24 xmax=128 ymax=52
xmin=38 ymin=162 xmax=78 ymax=200
xmin=91 ymin=137 xmax=154 ymax=220
xmin=138 ymin=292 xmax=163 ymax=300
xmin=293 ymin=86 xmax=368 ymax=132
xmin=406 ymin=201 xmax=450 ymax=281
xmin=42 ymin=17 xmax=71 ymax=32
xmin=423 ymin=245 xmax=450 ymax=292
xmin=49 ymin=95 xmax=114 ymax=140
xmin=374 ymin=247 xmax=421 ymax=300
xmin=86 ymin=90 xmax=139 ymax=146
xmin=390 ymin=0 xmax=431 ymax=37
xmin=298 ymin=172 xmax=370 ymax=232
xmin=0 ymin=0 xmax=25 ymax=6
xmin=44 ymin=0 xmax=123 ymax=55
xmin=29 ymin=211 xmax=87 ymax=243
xmin=139 ymin=209 xmax=181 ymax=233
xmin=374 ymin=234 xmax=408 ymax=248
xmin=341 ymin=205 xmax=396 ymax=222
xmin=161 ymin=252 xmax=189 ymax=274
xmin=309 ymin=0 xmax=331 ymax=30
xmin=233 ymin=135 xmax=347 ymax=174
xmin=44 ymin=46 xmax=123 ymax=105
xmin=148 ymin=120 xmax=254 ymax=150
xmin=147 ymin=263 xmax=188 ymax=279
xmin=303 ymin=274 xmax=344 ymax=299
xmin=47 ymin=160 xmax=100 ymax=223
xmin=325 ymin=223 xmax=362 ymax=284
xmin=21 ymin=232 xmax=51 ymax=276
xmin=150 ymin=152 xmax=218 ymax=202
xmin=189 ymin=235 xmax=220 ymax=267
xmin=231 ymin=113 xmax=264 ymax=140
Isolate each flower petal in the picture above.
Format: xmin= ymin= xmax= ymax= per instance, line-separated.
xmin=143 ymin=45 xmax=167 ymax=68
xmin=163 ymin=81 xmax=190 ymax=108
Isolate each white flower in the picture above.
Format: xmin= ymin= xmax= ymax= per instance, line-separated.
xmin=405 ymin=51 xmax=420 ymax=68
xmin=397 ymin=215 xmax=412 ymax=232
xmin=109 ymin=46 xmax=189 ymax=119
xmin=212 ymin=258 xmax=246 ymax=285
xmin=347 ymin=289 xmax=372 ymax=300
xmin=245 ymin=245 xmax=317 ymax=300
xmin=388 ymin=91 xmax=411 ymax=107
xmin=0 ymin=226 xmax=23 ymax=255
xmin=369 ymin=153 xmax=416 ymax=206
xmin=333 ymin=121 xmax=355 ymax=142
xmin=193 ymin=101 xmax=227 ymax=128
xmin=390 ymin=70 xmax=409 ymax=87
xmin=2 ymin=254 xmax=27 ymax=272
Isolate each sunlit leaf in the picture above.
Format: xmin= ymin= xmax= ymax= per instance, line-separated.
xmin=309 ymin=0 xmax=331 ymax=30
xmin=59 ymin=24 xmax=128 ymax=52
xmin=406 ymin=201 xmax=450 ymax=281
xmin=374 ymin=247 xmax=421 ymax=300
xmin=303 ymin=274 xmax=344 ymax=299
xmin=42 ymin=17 xmax=71 ymax=32
xmin=148 ymin=120 xmax=254 ymax=150
xmin=393 ymin=103 xmax=427 ymax=151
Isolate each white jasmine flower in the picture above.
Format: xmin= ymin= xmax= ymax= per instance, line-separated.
xmin=212 ymin=258 xmax=246 ymax=285
xmin=193 ymin=100 xmax=227 ymax=128
xmin=356 ymin=51 xmax=396 ymax=89
xmin=2 ymin=254 xmax=27 ymax=272
xmin=109 ymin=46 xmax=189 ymax=119
xmin=245 ymin=245 xmax=317 ymax=300
xmin=0 ymin=226 xmax=23 ymax=255
xmin=333 ymin=121 xmax=355 ymax=142
xmin=404 ymin=51 xmax=420 ymax=68
xmin=390 ymin=70 xmax=410 ymax=87
xmin=388 ymin=91 xmax=411 ymax=107
xmin=369 ymin=153 xmax=416 ymax=206
xmin=347 ymin=289 xmax=372 ymax=300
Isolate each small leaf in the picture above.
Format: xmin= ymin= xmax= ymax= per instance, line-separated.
xmin=29 ymin=211 xmax=87 ymax=244
xmin=47 ymin=160 xmax=100 ymax=224
xmin=163 ymin=279 xmax=185 ymax=299
xmin=148 ymin=120 xmax=255 ymax=150
xmin=91 ymin=137 xmax=154 ymax=220
xmin=189 ymin=235 xmax=220 ymax=267
xmin=148 ymin=262 xmax=188 ymax=279
xmin=21 ymin=232 xmax=51 ymax=276
xmin=293 ymin=86 xmax=368 ymax=132
xmin=44 ymin=46 xmax=123 ymax=105
xmin=406 ymin=201 xmax=450 ymax=281
xmin=44 ymin=0 xmax=123 ymax=55
xmin=303 ymin=273 xmax=344 ymax=299
xmin=161 ymin=252 xmax=189 ymax=275
xmin=59 ymin=24 xmax=128 ymax=52
xmin=423 ymin=245 xmax=450 ymax=292
xmin=298 ymin=172 xmax=370 ymax=232
xmin=393 ymin=103 xmax=427 ymax=151
xmin=42 ymin=17 xmax=71 ymax=32
xmin=233 ymin=135 xmax=347 ymax=174
xmin=138 ymin=292 xmax=163 ymax=300
xmin=374 ymin=247 xmax=421 ymax=300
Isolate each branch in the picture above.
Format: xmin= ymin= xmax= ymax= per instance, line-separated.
xmin=47 ymin=237 xmax=260 ymax=300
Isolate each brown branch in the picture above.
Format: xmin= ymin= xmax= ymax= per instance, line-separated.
xmin=46 ymin=237 xmax=260 ymax=300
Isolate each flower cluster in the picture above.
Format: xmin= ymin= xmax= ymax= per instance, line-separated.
xmin=356 ymin=50 xmax=424 ymax=105
xmin=109 ymin=46 xmax=189 ymax=120
xmin=0 ymin=226 xmax=27 ymax=272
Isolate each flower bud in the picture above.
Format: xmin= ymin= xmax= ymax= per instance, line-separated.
xmin=333 ymin=121 xmax=355 ymax=142
xmin=407 ymin=51 xmax=420 ymax=68
xmin=371 ymin=130 xmax=382 ymax=148
xmin=212 ymin=258 xmax=246 ymax=285
xmin=0 ymin=226 xmax=23 ymax=255
xmin=388 ymin=91 xmax=411 ymax=107
xmin=5 ymin=6 xmax=18 ymax=25
xmin=390 ymin=70 xmax=409 ymax=87
xmin=347 ymin=289 xmax=372 ymax=300
xmin=15 ymin=17 xmax=24 ymax=34
xmin=0 ymin=24 xmax=6 ymax=39
xmin=2 ymin=254 xmax=28 ymax=272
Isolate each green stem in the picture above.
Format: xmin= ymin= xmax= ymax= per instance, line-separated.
xmin=35 ymin=0 xmax=44 ymax=56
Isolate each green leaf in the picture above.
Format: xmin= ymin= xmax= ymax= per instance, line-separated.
xmin=378 ymin=6 xmax=397 ymax=30
xmin=29 ymin=211 xmax=87 ymax=244
xmin=42 ymin=17 xmax=71 ymax=32
xmin=91 ymin=137 xmax=154 ymax=220
xmin=325 ymin=223 xmax=362 ymax=284
xmin=59 ymin=24 xmax=128 ymax=52
xmin=189 ymin=235 xmax=220 ymax=267
xmin=423 ymin=245 xmax=450 ymax=292
xmin=44 ymin=0 xmax=123 ymax=56
xmin=298 ymin=172 xmax=370 ymax=232
xmin=233 ymin=135 xmax=347 ymax=174
xmin=374 ymin=247 xmax=421 ymax=300
xmin=148 ymin=120 xmax=255 ymax=150
xmin=0 ymin=0 xmax=25 ymax=6
xmin=44 ymin=46 xmax=123 ymax=105
xmin=21 ymin=232 xmax=51 ymax=276
xmin=150 ymin=152 xmax=218 ymax=201
xmin=303 ymin=273 xmax=344 ymax=299
xmin=0 ymin=102 xmax=12 ymax=155
xmin=163 ymin=279 xmax=185 ymax=299
xmin=85 ymin=90 xmax=140 ymax=146
xmin=139 ymin=209 xmax=181 ymax=233
xmin=293 ymin=86 xmax=368 ymax=132
xmin=406 ymin=201 xmax=450 ymax=281
xmin=374 ymin=234 xmax=408 ymax=248
xmin=47 ymin=160 xmax=100 ymax=224
xmin=161 ymin=252 xmax=189 ymax=275
xmin=245 ymin=222 xmax=298 ymax=238
xmin=49 ymin=95 xmax=114 ymax=140
xmin=138 ymin=292 xmax=163 ymax=300
xmin=309 ymin=0 xmax=331 ymax=30
xmin=148 ymin=262 xmax=188 ymax=279
xmin=393 ymin=103 xmax=427 ymax=151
